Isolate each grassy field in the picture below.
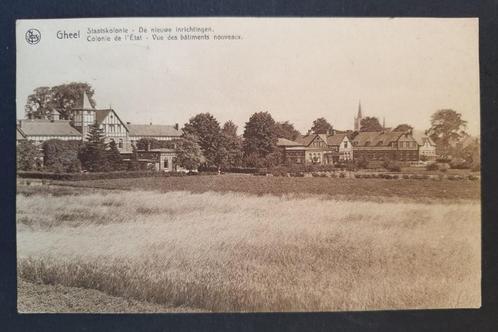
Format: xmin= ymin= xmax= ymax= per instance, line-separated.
xmin=17 ymin=182 xmax=481 ymax=312
xmin=46 ymin=174 xmax=481 ymax=202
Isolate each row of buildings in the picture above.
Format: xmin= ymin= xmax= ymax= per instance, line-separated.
xmin=277 ymin=105 xmax=437 ymax=165
xmin=277 ymin=130 xmax=436 ymax=165
xmin=17 ymin=93 xmax=440 ymax=170
xmin=17 ymin=93 xmax=182 ymax=171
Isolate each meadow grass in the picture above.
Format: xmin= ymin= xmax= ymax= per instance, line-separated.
xmin=17 ymin=189 xmax=480 ymax=312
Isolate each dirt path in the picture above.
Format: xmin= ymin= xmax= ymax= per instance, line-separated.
xmin=18 ymin=279 xmax=206 ymax=313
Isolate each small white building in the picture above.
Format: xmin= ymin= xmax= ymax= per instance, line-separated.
xmin=412 ymin=130 xmax=437 ymax=160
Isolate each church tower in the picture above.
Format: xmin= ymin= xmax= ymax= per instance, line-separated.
xmin=354 ymin=100 xmax=363 ymax=131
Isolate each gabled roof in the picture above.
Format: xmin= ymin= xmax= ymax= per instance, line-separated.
xmin=95 ymin=109 xmax=112 ymax=125
xmin=128 ymin=124 xmax=181 ymax=137
xmin=412 ymin=130 xmax=436 ymax=146
xmin=352 ymin=131 xmax=405 ymax=147
xmin=326 ymin=133 xmax=348 ymax=146
xmin=277 ymin=138 xmax=304 ymax=147
xmin=17 ymin=119 xmax=82 ymax=137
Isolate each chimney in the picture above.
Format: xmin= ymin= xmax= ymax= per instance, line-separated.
xmin=307 ymin=130 xmax=312 ymax=135
xmin=174 ymin=123 xmax=179 ymax=130
xmin=126 ymin=122 xmax=131 ymax=125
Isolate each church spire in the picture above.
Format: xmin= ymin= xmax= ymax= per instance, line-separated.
xmin=357 ymin=100 xmax=362 ymax=118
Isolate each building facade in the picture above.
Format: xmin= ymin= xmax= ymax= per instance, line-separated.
xmin=277 ymin=133 xmax=354 ymax=165
xmin=352 ymin=131 xmax=419 ymax=161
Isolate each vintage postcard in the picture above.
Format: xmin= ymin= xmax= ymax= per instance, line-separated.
xmin=16 ymin=17 xmax=480 ymax=313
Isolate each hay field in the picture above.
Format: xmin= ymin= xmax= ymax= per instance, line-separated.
xmin=17 ymin=187 xmax=481 ymax=312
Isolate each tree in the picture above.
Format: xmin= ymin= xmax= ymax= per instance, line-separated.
xmin=360 ymin=117 xmax=383 ymax=132
xmin=275 ymin=121 xmax=301 ymax=140
xmin=243 ymin=112 xmax=278 ymax=166
xmin=426 ymin=109 xmax=467 ymax=156
xmin=17 ymin=140 xmax=42 ymax=171
xmin=107 ymin=140 xmax=123 ymax=171
xmin=310 ymin=117 xmax=333 ymax=134
xmin=175 ymin=134 xmax=204 ymax=171
xmin=79 ymin=124 xmax=110 ymax=172
xmin=25 ymin=82 xmax=96 ymax=120
xmin=42 ymin=139 xmax=82 ymax=173
xmin=182 ymin=113 xmax=221 ymax=166
xmin=221 ymin=120 xmax=238 ymax=137
xmin=217 ymin=121 xmax=244 ymax=169
xmin=392 ymin=124 xmax=413 ymax=132
xmin=136 ymin=138 xmax=160 ymax=151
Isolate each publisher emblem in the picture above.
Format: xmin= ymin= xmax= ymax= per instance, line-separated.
xmin=25 ymin=29 xmax=41 ymax=45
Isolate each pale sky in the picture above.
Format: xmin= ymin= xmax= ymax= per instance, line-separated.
xmin=17 ymin=17 xmax=480 ymax=135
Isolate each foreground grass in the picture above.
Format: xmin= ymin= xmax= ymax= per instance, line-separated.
xmin=18 ymin=279 xmax=203 ymax=313
xmin=17 ymin=190 xmax=480 ymax=312
xmin=47 ymin=174 xmax=481 ymax=202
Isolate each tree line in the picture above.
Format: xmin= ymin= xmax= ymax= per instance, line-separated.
xmin=18 ymin=83 xmax=475 ymax=172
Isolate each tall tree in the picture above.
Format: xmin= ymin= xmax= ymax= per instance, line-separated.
xmin=310 ymin=118 xmax=333 ymax=134
xmin=221 ymin=120 xmax=238 ymax=137
xmin=182 ymin=113 xmax=221 ymax=166
xmin=25 ymin=82 xmax=96 ymax=120
xmin=426 ymin=109 xmax=467 ymax=156
xmin=392 ymin=124 xmax=413 ymax=132
xmin=275 ymin=121 xmax=301 ymax=140
xmin=243 ymin=112 xmax=278 ymax=163
xmin=360 ymin=117 xmax=383 ymax=132
xmin=16 ymin=140 xmax=42 ymax=171
xmin=79 ymin=123 xmax=110 ymax=172
xmin=175 ymin=134 xmax=204 ymax=171
xmin=217 ymin=121 xmax=243 ymax=169
xmin=107 ymin=140 xmax=123 ymax=171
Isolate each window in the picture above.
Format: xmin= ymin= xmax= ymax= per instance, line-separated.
xmin=344 ymin=141 xmax=348 ymax=148
xmin=164 ymin=159 xmax=169 ymax=168
xmin=118 ymin=139 xmax=123 ymax=149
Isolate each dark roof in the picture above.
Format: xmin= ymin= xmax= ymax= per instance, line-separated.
xmin=17 ymin=119 xmax=82 ymax=137
xmin=128 ymin=124 xmax=181 ymax=137
xmin=277 ymin=138 xmax=303 ymax=147
xmin=326 ymin=133 xmax=348 ymax=146
xmin=295 ymin=133 xmax=348 ymax=147
xmin=352 ymin=131 xmax=405 ymax=147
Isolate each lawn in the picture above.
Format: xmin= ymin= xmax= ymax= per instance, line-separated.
xmin=17 ymin=185 xmax=481 ymax=312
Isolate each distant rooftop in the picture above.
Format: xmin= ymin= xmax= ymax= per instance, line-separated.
xmin=17 ymin=119 xmax=82 ymax=137
xmin=128 ymin=123 xmax=181 ymax=137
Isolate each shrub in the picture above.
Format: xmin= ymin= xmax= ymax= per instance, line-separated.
xmin=468 ymin=174 xmax=479 ymax=181
xmin=354 ymin=174 xmax=362 ymax=179
xmin=42 ymin=140 xmax=82 ymax=173
xmin=439 ymin=163 xmax=450 ymax=172
xmin=339 ymin=172 xmax=346 ymax=178
xmin=426 ymin=163 xmax=439 ymax=171
xmin=383 ymin=160 xmax=401 ymax=172
xmin=402 ymin=174 xmax=410 ymax=179
xmin=355 ymin=157 xmax=369 ymax=169
xmin=392 ymin=174 xmax=399 ymax=179
xmin=17 ymin=140 xmax=43 ymax=171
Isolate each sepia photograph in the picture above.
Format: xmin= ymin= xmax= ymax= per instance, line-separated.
xmin=15 ymin=17 xmax=480 ymax=313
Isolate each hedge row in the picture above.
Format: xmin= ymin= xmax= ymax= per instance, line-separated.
xmin=354 ymin=173 xmax=479 ymax=181
xmin=16 ymin=171 xmax=186 ymax=181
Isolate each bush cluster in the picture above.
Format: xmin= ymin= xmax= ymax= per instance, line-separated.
xmin=382 ymin=160 xmax=401 ymax=172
